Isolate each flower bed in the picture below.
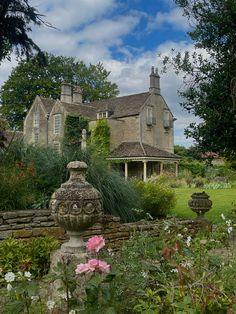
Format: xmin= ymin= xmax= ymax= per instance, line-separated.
xmin=1 ymin=218 xmax=236 ymax=313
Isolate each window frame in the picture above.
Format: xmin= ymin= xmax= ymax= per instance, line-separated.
xmin=54 ymin=114 xmax=62 ymax=134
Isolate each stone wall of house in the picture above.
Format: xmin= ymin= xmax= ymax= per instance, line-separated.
xmin=24 ymin=97 xmax=49 ymax=146
xmin=0 ymin=210 xmax=205 ymax=248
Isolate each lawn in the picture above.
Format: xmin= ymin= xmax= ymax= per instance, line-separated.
xmin=171 ymin=187 xmax=236 ymax=223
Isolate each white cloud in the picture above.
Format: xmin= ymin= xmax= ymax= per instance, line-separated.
xmin=30 ymin=0 xmax=117 ymax=30
xmin=148 ymin=7 xmax=189 ymax=31
xmin=77 ymin=15 xmax=140 ymax=44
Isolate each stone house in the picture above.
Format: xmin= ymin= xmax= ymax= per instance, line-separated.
xmin=24 ymin=67 xmax=180 ymax=180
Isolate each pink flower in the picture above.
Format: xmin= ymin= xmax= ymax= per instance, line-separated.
xmin=98 ymin=260 xmax=110 ymax=273
xmin=86 ymin=235 xmax=105 ymax=253
xmin=88 ymin=259 xmax=99 ymax=271
xmin=75 ymin=263 xmax=92 ymax=274
xmin=75 ymin=259 xmax=110 ymax=274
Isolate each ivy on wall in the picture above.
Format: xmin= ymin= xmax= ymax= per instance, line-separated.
xmin=91 ymin=118 xmax=110 ymax=156
xmin=64 ymin=114 xmax=89 ymax=147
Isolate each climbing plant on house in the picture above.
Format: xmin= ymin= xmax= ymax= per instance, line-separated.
xmin=91 ymin=119 xmax=110 ymax=156
xmin=64 ymin=114 xmax=89 ymax=148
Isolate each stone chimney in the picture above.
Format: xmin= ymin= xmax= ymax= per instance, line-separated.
xmin=73 ymin=86 xmax=82 ymax=104
xmin=61 ymin=83 xmax=72 ymax=103
xmin=149 ymin=66 xmax=160 ymax=94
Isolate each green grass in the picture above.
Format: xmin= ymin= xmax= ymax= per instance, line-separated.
xmin=171 ymin=187 xmax=236 ymax=223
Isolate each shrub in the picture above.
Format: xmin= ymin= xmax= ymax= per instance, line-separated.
xmin=179 ymin=159 xmax=206 ymax=177
xmin=0 ymin=237 xmax=59 ymax=278
xmin=133 ymin=180 xmax=176 ymax=218
xmin=0 ymin=164 xmax=36 ymax=211
xmin=0 ymin=141 xmax=139 ymax=222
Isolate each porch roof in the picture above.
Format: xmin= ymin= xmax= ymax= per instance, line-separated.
xmin=108 ymin=142 xmax=181 ymax=162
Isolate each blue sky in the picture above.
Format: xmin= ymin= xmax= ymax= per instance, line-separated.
xmin=0 ymin=0 xmax=199 ymax=146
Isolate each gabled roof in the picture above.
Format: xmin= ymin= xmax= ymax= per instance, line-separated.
xmin=60 ymin=102 xmax=97 ymax=120
xmin=36 ymin=91 xmax=152 ymax=120
xmin=39 ymin=96 xmax=55 ymax=114
xmin=90 ymin=92 xmax=150 ymax=118
xmin=109 ymin=142 xmax=180 ymax=160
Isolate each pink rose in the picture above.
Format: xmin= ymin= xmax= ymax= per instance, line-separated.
xmin=98 ymin=260 xmax=110 ymax=273
xmin=86 ymin=235 xmax=105 ymax=253
xmin=88 ymin=259 xmax=99 ymax=271
xmin=75 ymin=263 xmax=92 ymax=274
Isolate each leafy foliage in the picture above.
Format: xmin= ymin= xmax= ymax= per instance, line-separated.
xmin=133 ymin=179 xmax=176 ymax=218
xmin=163 ymin=0 xmax=236 ymax=160
xmin=64 ymin=114 xmax=89 ymax=148
xmin=0 ymin=237 xmax=59 ymax=277
xmin=0 ymin=141 xmax=138 ymax=222
xmin=0 ymin=0 xmax=50 ymax=63
xmin=91 ymin=118 xmax=110 ymax=156
xmin=0 ymin=54 xmax=119 ymax=129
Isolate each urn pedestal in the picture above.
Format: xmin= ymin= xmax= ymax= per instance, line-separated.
xmin=49 ymin=161 xmax=103 ymax=301
xmin=50 ymin=161 xmax=103 ymax=254
xmin=188 ymin=191 xmax=212 ymax=223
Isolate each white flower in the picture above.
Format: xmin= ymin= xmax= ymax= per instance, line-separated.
xmin=177 ymin=234 xmax=183 ymax=238
xmin=47 ymin=300 xmax=55 ymax=310
xmin=170 ymin=268 xmax=178 ymax=273
xmin=226 ymin=220 xmax=232 ymax=227
xmin=141 ymin=271 xmax=148 ymax=278
xmin=17 ymin=271 xmax=23 ymax=276
xmin=31 ymin=295 xmax=40 ymax=302
xmin=221 ymin=213 xmax=225 ymax=220
xmin=69 ymin=310 xmax=76 ymax=314
xmin=183 ymin=227 xmax=188 ymax=232
xmin=24 ymin=271 xmax=31 ymax=278
xmin=164 ymin=225 xmax=169 ymax=231
xmin=186 ymin=236 xmax=191 ymax=247
xmin=60 ymin=292 xmax=72 ymax=300
xmin=5 ymin=272 xmax=15 ymax=283
xmin=180 ymin=261 xmax=192 ymax=269
xmin=7 ymin=283 xmax=12 ymax=291
xmin=228 ymin=227 xmax=233 ymax=234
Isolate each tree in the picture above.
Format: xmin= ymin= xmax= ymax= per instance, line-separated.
xmin=163 ymin=0 xmax=236 ymax=160
xmin=0 ymin=117 xmax=8 ymax=148
xmin=0 ymin=0 xmax=50 ymax=63
xmin=0 ymin=53 xmax=119 ymax=129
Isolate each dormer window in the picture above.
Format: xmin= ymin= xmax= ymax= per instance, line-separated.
xmin=97 ymin=111 xmax=108 ymax=119
xmin=34 ymin=112 xmax=39 ymax=128
xmin=54 ymin=114 xmax=61 ymax=134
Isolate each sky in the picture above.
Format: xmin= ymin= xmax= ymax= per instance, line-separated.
xmin=0 ymin=0 xmax=199 ymax=146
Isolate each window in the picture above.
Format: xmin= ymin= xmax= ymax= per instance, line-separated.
xmin=163 ymin=110 xmax=172 ymax=129
xmin=34 ymin=132 xmax=39 ymax=144
xmin=54 ymin=114 xmax=61 ymax=134
xmin=34 ymin=112 xmax=39 ymax=127
xmin=53 ymin=141 xmax=61 ymax=153
xmin=146 ymin=107 xmax=156 ymax=125
xmin=97 ymin=111 xmax=108 ymax=119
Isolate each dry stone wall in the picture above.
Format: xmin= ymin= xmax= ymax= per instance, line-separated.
xmin=0 ymin=210 xmax=205 ymax=248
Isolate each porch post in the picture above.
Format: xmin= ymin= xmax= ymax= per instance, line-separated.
xmin=175 ymin=162 xmax=178 ymax=177
xmin=125 ymin=162 xmax=128 ymax=180
xmin=160 ymin=161 xmax=163 ymax=175
xmin=143 ymin=161 xmax=147 ymax=182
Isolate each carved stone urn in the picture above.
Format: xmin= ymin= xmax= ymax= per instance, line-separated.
xmin=188 ymin=191 xmax=212 ymax=220
xmin=50 ymin=161 xmax=103 ymax=253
